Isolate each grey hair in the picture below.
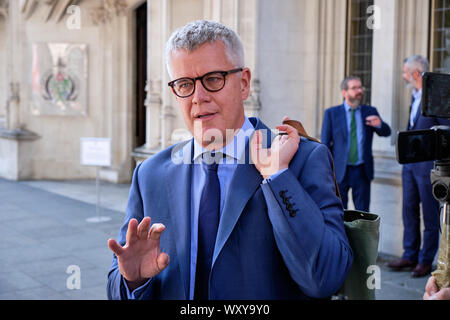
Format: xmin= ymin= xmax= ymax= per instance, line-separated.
xmin=340 ymin=75 xmax=362 ymax=90
xmin=404 ymin=55 xmax=430 ymax=73
xmin=165 ymin=20 xmax=244 ymax=78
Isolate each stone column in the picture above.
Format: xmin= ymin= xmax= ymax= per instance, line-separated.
xmin=0 ymin=0 xmax=39 ymax=180
xmin=132 ymin=0 xmax=165 ymax=163
xmin=314 ymin=0 xmax=347 ymax=137
xmin=239 ymin=0 xmax=261 ymax=118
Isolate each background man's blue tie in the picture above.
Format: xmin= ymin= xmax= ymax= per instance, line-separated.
xmin=194 ymin=155 xmax=220 ymax=300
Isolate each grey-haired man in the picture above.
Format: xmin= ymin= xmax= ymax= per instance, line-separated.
xmin=107 ymin=20 xmax=352 ymax=300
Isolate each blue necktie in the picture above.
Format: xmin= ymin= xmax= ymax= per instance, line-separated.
xmin=194 ymin=154 xmax=220 ymax=300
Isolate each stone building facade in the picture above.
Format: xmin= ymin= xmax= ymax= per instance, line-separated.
xmin=0 ymin=0 xmax=448 ymax=257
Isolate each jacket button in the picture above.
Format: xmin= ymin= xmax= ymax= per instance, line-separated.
xmin=279 ymin=190 xmax=286 ymax=198
xmin=286 ymin=203 xmax=293 ymax=210
xmin=289 ymin=210 xmax=297 ymax=217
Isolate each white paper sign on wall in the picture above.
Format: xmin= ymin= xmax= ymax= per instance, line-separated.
xmin=80 ymin=138 xmax=111 ymax=167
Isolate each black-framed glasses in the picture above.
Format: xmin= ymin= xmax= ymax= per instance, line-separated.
xmin=168 ymin=68 xmax=243 ymax=98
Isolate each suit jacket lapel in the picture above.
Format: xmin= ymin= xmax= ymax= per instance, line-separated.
xmin=412 ymin=105 xmax=421 ymax=129
xmin=164 ymin=140 xmax=193 ymax=299
xmin=337 ymin=104 xmax=348 ymax=144
xmin=212 ymin=118 xmax=267 ymax=266
xmin=360 ymin=105 xmax=368 ymax=145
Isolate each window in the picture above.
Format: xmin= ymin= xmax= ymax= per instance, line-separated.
xmin=430 ymin=0 xmax=450 ymax=73
xmin=346 ymin=0 xmax=374 ymax=104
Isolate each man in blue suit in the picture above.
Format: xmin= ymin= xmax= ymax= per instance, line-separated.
xmin=106 ymin=20 xmax=353 ymax=300
xmin=387 ymin=55 xmax=450 ymax=278
xmin=321 ymin=77 xmax=391 ymax=212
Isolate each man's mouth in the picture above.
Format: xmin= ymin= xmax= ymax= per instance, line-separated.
xmin=195 ymin=112 xmax=217 ymax=120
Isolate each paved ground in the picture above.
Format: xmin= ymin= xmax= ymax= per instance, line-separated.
xmin=0 ymin=178 xmax=431 ymax=300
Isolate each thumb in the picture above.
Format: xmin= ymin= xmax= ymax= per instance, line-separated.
xmin=156 ymin=252 xmax=170 ymax=272
xmin=108 ymin=238 xmax=124 ymax=256
xmin=250 ymin=130 xmax=263 ymax=153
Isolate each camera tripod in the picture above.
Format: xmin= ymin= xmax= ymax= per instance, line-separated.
xmin=430 ymin=160 xmax=450 ymax=289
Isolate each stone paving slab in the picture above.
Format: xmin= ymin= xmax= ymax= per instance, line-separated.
xmin=0 ymin=178 xmax=125 ymax=300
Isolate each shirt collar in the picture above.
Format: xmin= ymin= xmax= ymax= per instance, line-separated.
xmin=344 ymin=100 xmax=360 ymax=112
xmin=193 ymin=116 xmax=254 ymax=163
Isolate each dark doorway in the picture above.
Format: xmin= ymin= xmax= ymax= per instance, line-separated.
xmin=135 ymin=2 xmax=147 ymax=147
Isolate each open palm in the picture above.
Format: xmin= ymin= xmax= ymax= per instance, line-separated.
xmin=108 ymin=217 xmax=169 ymax=290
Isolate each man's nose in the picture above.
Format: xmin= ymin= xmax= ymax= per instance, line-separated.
xmin=192 ymin=79 xmax=211 ymax=104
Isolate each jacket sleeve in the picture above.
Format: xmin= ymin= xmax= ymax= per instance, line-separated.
xmin=260 ymin=143 xmax=353 ymax=298
xmin=320 ymin=109 xmax=333 ymax=151
xmin=106 ymin=163 xmax=155 ymax=300
xmin=371 ymin=108 xmax=391 ymax=137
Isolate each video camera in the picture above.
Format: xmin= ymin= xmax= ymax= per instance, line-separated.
xmin=396 ymin=72 xmax=450 ymax=164
xmin=396 ymin=72 xmax=450 ymax=290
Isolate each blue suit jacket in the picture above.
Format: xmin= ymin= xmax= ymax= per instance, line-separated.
xmin=107 ymin=117 xmax=353 ymax=300
xmin=321 ymin=104 xmax=391 ymax=183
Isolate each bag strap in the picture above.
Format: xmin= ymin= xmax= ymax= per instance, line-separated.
xmin=282 ymin=119 xmax=342 ymax=200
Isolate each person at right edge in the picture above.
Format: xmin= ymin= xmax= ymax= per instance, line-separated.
xmin=387 ymin=55 xmax=450 ymax=278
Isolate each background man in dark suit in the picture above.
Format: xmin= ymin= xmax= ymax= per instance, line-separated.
xmin=387 ymin=55 xmax=450 ymax=278
xmin=321 ymin=76 xmax=391 ymax=212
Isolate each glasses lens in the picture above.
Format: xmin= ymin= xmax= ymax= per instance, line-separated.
xmin=202 ymin=72 xmax=225 ymax=91
xmin=173 ymin=79 xmax=195 ymax=97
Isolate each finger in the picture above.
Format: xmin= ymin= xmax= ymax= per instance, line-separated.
xmin=156 ymin=252 xmax=170 ymax=272
xmin=108 ymin=238 xmax=124 ymax=256
xmin=148 ymin=223 xmax=166 ymax=241
xmin=437 ymin=288 xmax=450 ymax=300
xmin=250 ymin=130 xmax=263 ymax=152
xmin=126 ymin=218 xmax=139 ymax=245
xmin=276 ymin=124 xmax=299 ymax=140
xmin=137 ymin=216 xmax=151 ymax=240
xmin=425 ymin=276 xmax=438 ymax=296
xmin=278 ymin=134 xmax=289 ymax=145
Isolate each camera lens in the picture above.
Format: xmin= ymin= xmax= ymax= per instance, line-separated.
xmin=432 ymin=182 xmax=449 ymax=202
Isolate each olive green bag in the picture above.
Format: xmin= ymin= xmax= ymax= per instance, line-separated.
xmin=283 ymin=120 xmax=381 ymax=300
xmin=337 ymin=210 xmax=380 ymax=300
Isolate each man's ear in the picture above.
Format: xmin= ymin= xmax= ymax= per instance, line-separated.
xmin=412 ymin=69 xmax=421 ymax=80
xmin=240 ymin=68 xmax=252 ymax=100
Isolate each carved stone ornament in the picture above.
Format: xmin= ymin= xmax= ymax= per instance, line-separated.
xmin=21 ymin=0 xmax=81 ymax=22
xmin=144 ymin=79 xmax=162 ymax=107
xmin=0 ymin=0 xmax=8 ymax=18
xmin=90 ymin=0 xmax=127 ymax=25
xmin=244 ymin=78 xmax=262 ymax=111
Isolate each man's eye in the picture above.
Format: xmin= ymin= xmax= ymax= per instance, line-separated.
xmin=206 ymin=76 xmax=221 ymax=83
xmin=177 ymin=81 xmax=193 ymax=89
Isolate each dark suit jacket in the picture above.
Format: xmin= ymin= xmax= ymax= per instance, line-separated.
xmin=107 ymin=117 xmax=353 ymax=300
xmin=321 ymin=104 xmax=391 ymax=183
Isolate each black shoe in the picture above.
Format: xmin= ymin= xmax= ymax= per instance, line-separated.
xmin=386 ymin=258 xmax=417 ymax=271
xmin=411 ymin=264 xmax=432 ymax=278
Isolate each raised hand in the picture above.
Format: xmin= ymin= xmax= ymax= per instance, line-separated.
xmin=108 ymin=217 xmax=170 ymax=291
xmin=365 ymin=115 xmax=381 ymax=128
xmin=250 ymin=116 xmax=300 ymax=179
